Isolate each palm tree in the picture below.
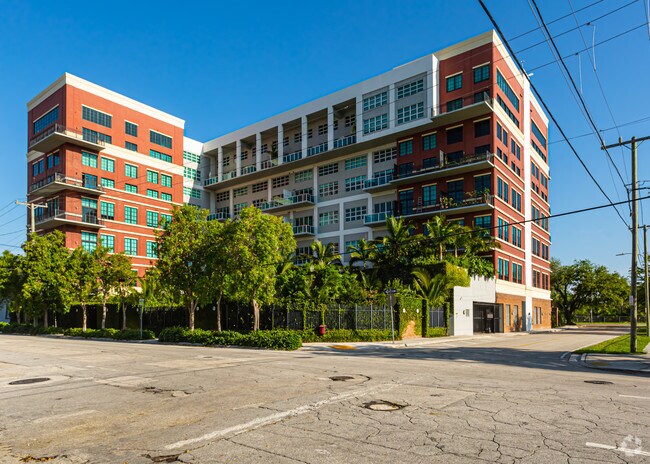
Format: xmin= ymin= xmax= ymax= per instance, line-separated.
xmin=372 ymin=216 xmax=415 ymax=283
xmin=424 ymin=215 xmax=458 ymax=261
xmin=348 ymin=238 xmax=375 ymax=269
xmin=412 ymin=268 xmax=450 ymax=334
xmin=307 ymin=240 xmax=342 ymax=268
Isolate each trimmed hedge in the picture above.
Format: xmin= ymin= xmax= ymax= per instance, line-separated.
xmin=158 ymin=327 xmax=301 ymax=350
xmin=426 ymin=327 xmax=448 ymax=337
xmin=0 ymin=323 xmax=154 ymax=340
xmin=297 ymin=329 xmax=395 ymax=343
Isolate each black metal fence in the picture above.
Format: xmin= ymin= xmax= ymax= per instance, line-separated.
xmin=429 ymin=308 xmax=446 ymax=328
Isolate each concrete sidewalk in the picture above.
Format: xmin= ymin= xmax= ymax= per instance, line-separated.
xmin=584 ymin=352 xmax=650 ymax=375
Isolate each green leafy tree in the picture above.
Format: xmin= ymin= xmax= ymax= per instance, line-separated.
xmin=424 ymin=215 xmax=458 ymax=261
xmin=156 ymin=205 xmax=212 ymax=331
xmin=111 ymin=253 xmax=136 ymax=330
xmin=372 ymin=216 xmax=415 ymax=283
xmin=412 ymin=269 xmax=451 ymax=334
xmin=95 ymin=247 xmax=133 ymax=329
xmin=0 ymin=251 xmax=24 ymax=323
xmin=348 ymin=238 xmax=375 ymax=269
xmin=20 ymin=231 xmax=72 ymax=327
xmin=203 ymin=219 xmax=236 ymax=332
xmin=67 ymin=247 xmax=100 ymax=331
xmin=229 ymin=207 xmax=295 ymax=330
xmin=306 ymin=240 xmax=342 ymax=267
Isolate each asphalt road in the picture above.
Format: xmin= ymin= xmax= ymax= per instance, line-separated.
xmin=0 ymin=326 xmax=648 ymax=463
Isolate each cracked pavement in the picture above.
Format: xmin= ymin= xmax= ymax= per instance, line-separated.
xmin=0 ymin=326 xmax=648 ymax=463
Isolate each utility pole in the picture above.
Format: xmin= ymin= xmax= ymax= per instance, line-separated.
xmin=15 ymin=200 xmax=48 ymax=234
xmin=602 ymin=135 xmax=650 ymax=353
xmin=644 ymin=225 xmax=649 ymax=336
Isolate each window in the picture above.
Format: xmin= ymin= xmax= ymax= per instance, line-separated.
xmin=147 ymin=170 xmax=159 ymax=184
xmin=233 ymin=202 xmax=247 ymax=215
xmin=373 ymin=148 xmax=397 ymax=163
xmin=161 ymin=174 xmax=172 ymax=187
xmin=272 ymin=175 xmax=290 ymax=188
xmin=100 ymin=235 xmax=114 ymax=253
xmin=33 ymin=106 xmax=59 ymax=134
xmin=150 ymin=149 xmax=172 ymax=163
xmin=423 ymin=184 xmax=437 ymax=206
xmin=397 ymin=102 xmax=424 ymax=124
xmin=215 ymin=191 xmax=229 ymax=202
xmin=475 ymin=174 xmax=491 ymax=193
xmin=183 ymin=187 xmax=201 ymax=199
xmin=498 ymin=218 xmax=509 ymax=241
xmin=398 ymin=162 xmax=414 ymax=178
xmin=124 ymin=238 xmax=138 ymax=256
xmin=161 ymin=192 xmax=172 ymax=202
xmin=293 ymin=132 xmax=302 ymax=144
xmin=345 ymin=175 xmax=366 ymax=192
xmin=446 ymin=98 xmax=463 ymax=112
xmin=512 ymin=263 xmax=523 ymax=284
xmin=399 ymin=189 xmax=414 ymax=215
xmin=318 ymin=163 xmax=338 ymax=177
xmin=532 ymin=141 xmax=547 ymax=161
xmin=397 ymin=79 xmax=424 ymax=99
xmin=532 ymin=121 xmax=547 ymax=148
xmin=317 ymin=124 xmax=328 ymax=136
xmin=399 ymin=140 xmax=413 ymax=156
xmin=81 ymin=232 xmax=98 ymax=252
xmin=146 ymin=211 xmax=158 ymax=228
xmin=474 ymin=119 xmax=490 ymax=137
xmin=512 ymin=227 xmax=522 ymax=247
xmin=498 ymin=258 xmax=510 ymax=280
xmin=160 ymin=213 xmax=172 ymax=226
xmin=82 ymin=106 xmax=112 ymax=128
xmin=363 ymin=92 xmax=388 ymax=111
xmin=474 ymin=90 xmax=490 ymax=103
xmin=124 ymin=206 xmax=138 ymax=224
xmin=32 ymin=159 xmax=44 ymax=176
xmin=446 ymin=74 xmax=462 ymax=92
xmin=497 ymin=95 xmax=520 ymax=127
xmin=446 ymin=180 xmax=464 ymax=204
xmin=307 ymin=128 xmax=313 ymax=139
xmin=345 ymin=206 xmax=367 ymax=222
xmin=147 ymin=189 xmax=158 ymax=198
xmin=183 ymin=151 xmax=200 ymax=162
xmin=475 ymin=215 xmax=492 ymax=231
xmin=82 ymin=152 xmax=98 ymax=168
xmin=511 ymin=189 xmax=522 ymax=212
xmin=46 ymin=152 xmax=60 ymax=169
xmin=125 ymin=164 xmax=138 ymax=178
xmin=294 ymin=169 xmax=313 ymax=183
xmin=496 ymin=70 xmax=520 ymax=111
xmin=474 ymin=64 xmax=490 ymax=83
xmin=252 ymin=181 xmax=267 ymax=193
xmin=533 ymin=270 xmax=541 ymax=288
xmin=319 ymin=211 xmax=339 ymax=226
xmin=83 ymin=127 xmax=112 ymax=144
xmin=475 ymin=144 xmax=491 ymax=155
xmin=363 ymin=114 xmax=388 ymax=134
xmin=100 ymin=157 xmax=114 ymax=172
xmin=183 ymin=167 xmax=200 ymax=181
xmin=447 ymin=126 xmax=463 ymax=144
xmin=125 ymin=184 xmax=138 ymax=193
xmin=319 ymin=181 xmax=338 ymax=198
xmin=126 ymin=141 xmax=138 ymax=152
xmin=101 ymin=178 xmax=114 ymax=188
xmin=542 ymin=243 xmax=549 ymax=260
xmin=423 ymin=134 xmax=436 ymax=151
xmin=125 ymin=121 xmax=137 ymax=137
xmin=150 ymin=130 xmax=172 ymax=148
xmin=100 ymin=202 xmax=114 ymax=220
xmin=497 ymin=178 xmax=509 ymax=202
xmin=423 ymin=157 xmax=436 ymax=169
xmin=345 ymin=155 xmax=367 ymax=170
xmin=345 ymin=114 xmax=356 ymax=127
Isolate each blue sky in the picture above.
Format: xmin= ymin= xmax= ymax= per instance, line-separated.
xmin=0 ymin=0 xmax=648 ymax=276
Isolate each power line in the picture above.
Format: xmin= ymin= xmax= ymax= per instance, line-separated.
xmin=549 ymin=115 xmax=650 ymax=144
xmin=509 ymin=0 xmax=605 ymax=40
xmin=478 ymin=0 xmax=631 ymax=229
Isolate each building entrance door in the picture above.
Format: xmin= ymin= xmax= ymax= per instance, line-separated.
xmin=473 ymin=303 xmax=501 ymax=333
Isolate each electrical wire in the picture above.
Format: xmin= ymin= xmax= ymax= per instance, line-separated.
xmin=549 ymin=115 xmax=650 ymax=144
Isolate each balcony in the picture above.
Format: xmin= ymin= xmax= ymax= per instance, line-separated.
xmin=293 ymin=225 xmax=316 ymax=236
xmin=364 ymin=172 xmax=394 ymax=193
xmin=430 ymin=92 xmax=494 ymax=128
xmin=333 ymin=134 xmax=356 ymax=149
xmin=207 ymin=212 xmax=230 ymax=221
xmin=283 ymin=150 xmax=303 ymax=164
xmin=242 ymin=165 xmax=257 ymax=175
xmin=364 ymin=212 xmax=392 ymax=227
xmin=35 ymin=209 xmax=105 ymax=230
xmin=29 ymin=172 xmax=105 ymax=196
xmin=400 ymin=194 xmax=495 ymax=220
xmin=29 ymin=124 xmax=106 ymax=153
xmin=263 ymin=193 xmax=316 ymax=213
xmin=261 ymin=159 xmax=278 ymax=170
xmin=223 ymin=170 xmax=237 ymax=181
xmin=307 ymin=142 xmax=328 ymax=157
xmin=391 ymin=152 xmax=495 ymax=187
xmin=204 ymin=176 xmax=219 ymax=187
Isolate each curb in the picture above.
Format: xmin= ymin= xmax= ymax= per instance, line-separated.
xmin=580 ymin=353 xmax=650 ymax=376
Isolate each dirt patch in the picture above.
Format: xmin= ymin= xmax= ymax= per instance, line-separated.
xmin=401 ymin=320 xmax=417 ymax=339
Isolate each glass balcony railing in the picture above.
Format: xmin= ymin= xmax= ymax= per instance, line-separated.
xmin=283 ymin=150 xmax=303 ymax=164
xmin=293 ymin=225 xmax=315 ymax=235
xmin=241 ymin=165 xmax=257 ymax=175
xmin=364 ymin=173 xmax=394 ymax=189
xmin=333 ymin=134 xmax=356 ymax=149
xmin=222 ymin=170 xmax=237 ymax=181
xmin=364 ymin=212 xmax=391 ymax=224
xmin=207 ymin=212 xmax=230 ymax=221
xmin=307 ymin=142 xmax=328 ymax=157
xmin=204 ymin=177 xmax=219 ymax=186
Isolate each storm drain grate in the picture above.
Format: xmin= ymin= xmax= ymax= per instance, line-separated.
xmin=584 ymin=380 xmax=613 ymax=385
xmin=363 ymin=400 xmax=406 ymax=411
xmin=330 ymin=376 xmax=354 ymax=382
xmin=9 ymin=378 xmax=50 ymax=386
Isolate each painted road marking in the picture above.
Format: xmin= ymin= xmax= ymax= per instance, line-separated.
xmin=619 ymin=394 xmax=650 ymax=400
xmin=165 ymin=384 xmax=394 ymax=450
xmin=586 ymin=442 xmax=650 ymax=456
xmin=560 ymin=352 xmax=571 ymax=360
xmin=33 ymin=409 xmax=96 ymax=424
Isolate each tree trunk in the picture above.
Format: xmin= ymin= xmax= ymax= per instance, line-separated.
xmin=421 ymin=300 xmax=428 ymax=337
xmin=43 ymin=310 xmax=48 ymax=328
xmin=252 ymin=299 xmax=260 ymax=331
xmin=216 ymin=296 xmax=222 ymax=332
xmin=188 ymin=300 xmax=195 ymax=331
xmin=122 ymin=302 xmax=127 ymax=330
xmin=82 ymin=303 xmax=87 ymax=332
xmin=16 ymin=311 xmax=20 ymax=324
xmin=101 ymin=298 xmax=107 ymax=329
xmin=439 ymin=245 xmax=443 ymax=261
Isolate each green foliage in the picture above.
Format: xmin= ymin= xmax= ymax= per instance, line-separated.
xmin=158 ymin=326 xmax=189 ymax=343
xmin=158 ymin=326 xmax=301 ymax=350
xmin=390 ymin=279 xmax=422 ymax=337
xmin=297 ymin=329 xmax=395 ymax=343
xmin=0 ymin=324 xmax=153 ymax=340
xmin=239 ymin=330 xmax=302 ymax=350
xmin=575 ymin=328 xmax=649 ymax=354
xmin=426 ymin=327 xmax=448 ymax=337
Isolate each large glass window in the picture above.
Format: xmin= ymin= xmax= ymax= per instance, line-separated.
xmin=446 ymin=74 xmax=462 ymax=92
xmin=396 ymin=79 xmax=424 ymax=99
xmin=124 ymin=238 xmax=138 ymax=256
xmin=146 ymin=241 xmax=158 ymax=258
xmin=100 ymin=202 xmax=114 ymax=220
xmin=146 ymin=211 xmax=158 ymax=228
xmin=474 ymin=64 xmax=490 ymax=83
xmin=532 ymin=121 xmax=547 ymax=148
xmin=399 ymin=140 xmax=413 ymax=156
xmin=150 ymin=130 xmax=172 ymax=148
xmin=397 ymin=102 xmax=424 ymax=124
xmin=82 ymin=106 xmax=112 ymax=128
xmin=475 ymin=174 xmax=491 ymax=194
xmin=82 ymin=151 xmax=98 ymax=168
xmin=82 ymin=127 xmax=112 ymax=144
xmin=100 ymin=234 xmax=114 ymax=253
xmin=399 ymin=189 xmax=413 ymax=215
xmin=446 ymin=126 xmax=463 ymax=144
xmin=101 ymin=157 xmax=114 ymax=172
xmin=33 ymin=107 xmax=59 ymax=134
xmin=124 ymin=206 xmax=138 ymax=224
xmin=81 ymin=232 xmax=98 ymax=252
xmin=447 ymin=180 xmax=464 ymax=204
xmin=363 ymin=114 xmax=388 ymax=134
xmin=161 ymin=174 xmax=172 ymax=187
xmin=422 ymin=134 xmax=436 ymax=151
xmin=81 ymin=198 xmax=98 ymax=223
xmin=363 ymin=91 xmax=388 ymax=111
xmin=150 ymin=149 xmax=172 ymax=163
xmin=125 ymin=164 xmax=138 ymax=178
xmin=423 ymin=185 xmax=437 ymax=207
xmin=147 ymin=170 xmax=159 ymax=184
xmin=125 ymin=121 xmax=138 ymax=137
xmin=496 ymin=69 xmax=520 ymax=111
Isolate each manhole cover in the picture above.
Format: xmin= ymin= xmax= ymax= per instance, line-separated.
xmin=9 ymin=377 xmax=50 ymax=385
xmin=363 ymin=400 xmax=405 ymax=411
xmin=584 ymin=380 xmax=613 ymax=385
xmin=330 ymin=375 xmax=354 ymax=382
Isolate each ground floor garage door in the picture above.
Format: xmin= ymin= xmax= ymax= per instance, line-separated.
xmin=473 ymin=303 xmax=502 ymax=333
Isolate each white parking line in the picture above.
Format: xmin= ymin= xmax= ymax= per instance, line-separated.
xmin=586 ymin=442 xmax=650 ymax=456
xmin=165 ymin=384 xmax=394 ymax=450
xmin=619 ymin=394 xmax=650 ymax=400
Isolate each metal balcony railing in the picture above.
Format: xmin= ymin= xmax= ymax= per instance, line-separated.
xmin=283 ymin=150 xmax=303 ymax=164
xmin=293 ymin=225 xmax=315 ymax=235
xmin=207 ymin=212 xmax=230 ymax=221
xmin=307 ymin=142 xmax=328 ymax=157
xmin=29 ymin=123 xmax=107 ymax=150
xmin=29 ymin=172 xmax=105 ymax=194
xmin=430 ymin=91 xmax=493 ymax=118
xmin=333 ymin=134 xmax=356 ymax=149
xmin=393 ymin=152 xmax=494 ymax=181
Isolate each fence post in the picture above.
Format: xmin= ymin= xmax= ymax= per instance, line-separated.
xmin=370 ymin=304 xmax=373 ymax=330
xmin=355 ymin=304 xmax=358 ymax=330
xmin=383 ymin=305 xmax=386 ymax=329
xmin=338 ymin=307 xmax=341 ymax=330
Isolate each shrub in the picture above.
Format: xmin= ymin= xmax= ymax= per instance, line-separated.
xmin=185 ymin=328 xmax=214 ymax=344
xmin=115 ymin=328 xmax=156 ymax=340
xmin=426 ymin=327 xmax=448 ymax=337
xmin=207 ymin=330 xmax=244 ymax=346
xmin=45 ymin=326 xmax=64 ymax=334
xmin=237 ymin=330 xmax=302 ymax=350
xmin=297 ymin=329 xmax=395 ymax=343
xmin=158 ymin=326 xmax=189 ymax=343
xmin=0 ymin=322 xmax=8 ymax=331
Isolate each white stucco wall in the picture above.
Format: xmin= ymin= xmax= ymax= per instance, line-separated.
xmin=449 ymin=277 xmax=496 ymax=336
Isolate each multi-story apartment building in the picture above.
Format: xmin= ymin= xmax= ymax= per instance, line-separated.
xmin=26 ymin=30 xmax=551 ymax=334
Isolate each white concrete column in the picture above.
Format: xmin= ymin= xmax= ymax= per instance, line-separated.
xmin=277 ymin=125 xmax=284 ymax=165
xmin=267 ymin=179 xmax=273 ymax=201
xmin=217 ymin=147 xmax=223 ymax=182
xmin=356 ymin=98 xmax=363 ymax=140
xmin=228 ymin=188 xmax=234 ymax=217
xmin=301 ymin=116 xmax=308 ymax=157
xmin=388 ymin=83 xmax=396 ymax=130
xmin=523 ymin=77 xmax=533 ymax=331
xmin=235 ymin=140 xmax=242 ymax=177
xmin=313 ymin=166 xmax=318 ymax=200
xmin=327 ymin=107 xmax=334 ymax=149
xmin=256 ymin=133 xmax=262 ymax=171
